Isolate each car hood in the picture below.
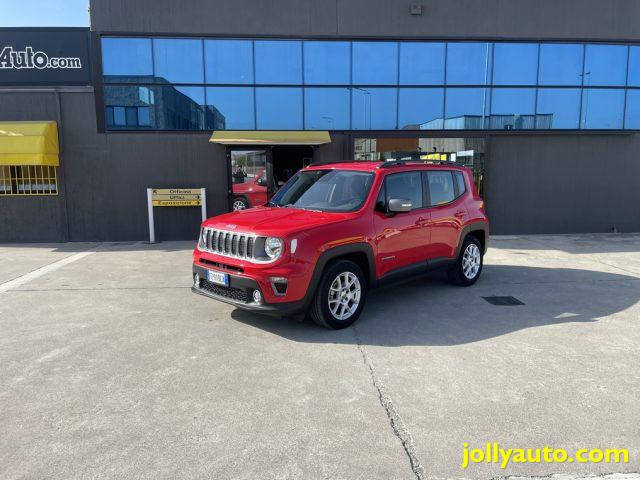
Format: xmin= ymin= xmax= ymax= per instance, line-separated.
xmin=204 ymin=206 xmax=350 ymax=236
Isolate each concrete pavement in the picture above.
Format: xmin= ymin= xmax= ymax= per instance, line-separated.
xmin=1 ymin=235 xmax=639 ymax=479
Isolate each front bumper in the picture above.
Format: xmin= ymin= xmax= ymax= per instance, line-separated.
xmin=191 ymin=263 xmax=306 ymax=316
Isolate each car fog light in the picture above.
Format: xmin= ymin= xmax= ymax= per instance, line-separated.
xmin=270 ymin=277 xmax=288 ymax=296
xmin=194 ymin=273 xmax=200 ymax=287
xmin=252 ymin=289 xmax=263 ymax=304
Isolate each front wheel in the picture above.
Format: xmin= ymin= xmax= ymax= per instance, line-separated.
xmin=448 ymin=236 xmax=484 ymax=286
xmin=309 ymin=260 xmax=367 ymax=329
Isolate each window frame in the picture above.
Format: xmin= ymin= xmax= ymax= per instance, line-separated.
xmin=378 ymin=171 xmax=425 ymax=212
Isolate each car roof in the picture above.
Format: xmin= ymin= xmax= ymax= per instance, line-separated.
xmin=304 ymin=161 xmax=470 ymax=173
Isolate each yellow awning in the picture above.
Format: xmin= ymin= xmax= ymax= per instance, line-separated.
xmin=0 ymin=121 xmax=60 ymax=166
xmin=210 ymin=130 xmax=331 ymax=146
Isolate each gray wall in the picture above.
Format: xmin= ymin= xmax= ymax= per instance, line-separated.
xmin=485 ymin=134 xmax=640 ymax=234
xmin=91 ymin=0 xmax=640 ymax=40
xmin=0 ymin=89 xmax=229 ymax=242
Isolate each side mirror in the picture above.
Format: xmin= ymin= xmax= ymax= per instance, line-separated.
xmin=387 ymin=198 xmax=413 ymax=213
xmin=257 ymin=178 xmax=267 ymax=186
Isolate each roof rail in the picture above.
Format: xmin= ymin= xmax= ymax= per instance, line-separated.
xmin=378 ymin=159 xmax=454 ymax=169
xmin=306 ymin=160 xmax=371 ymax=168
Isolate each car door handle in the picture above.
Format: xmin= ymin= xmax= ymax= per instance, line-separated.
xmin=417 ymin=217 xmax=429 ymax=226
xmin=454 ymin=210 xmax=466 ymax=218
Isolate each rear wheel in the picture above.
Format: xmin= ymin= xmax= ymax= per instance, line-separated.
xmin=232 ymin=196 xmax=250 ymax=211
xmin=310 ymin=260 xmax=367 ymax=329
xmin=448 ymin=236 xmax=483 ymax=286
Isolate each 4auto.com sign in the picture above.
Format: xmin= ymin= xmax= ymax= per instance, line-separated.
xmin=0 ymin=28 xmax=91 ymax=85
xmin=0 ymin=46 xmax=82 ymax=70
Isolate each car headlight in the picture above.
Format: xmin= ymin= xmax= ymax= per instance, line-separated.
xmin=264 ymin=237 xmax=283 ymax=260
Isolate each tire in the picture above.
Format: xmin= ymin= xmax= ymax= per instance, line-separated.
xmin=232 ymin=197 xmax=250 ymax=211
xmin=448 ymin=235 xmax=484 ymax=286
xmin=309 ymin=260 xmax=367 ymax=329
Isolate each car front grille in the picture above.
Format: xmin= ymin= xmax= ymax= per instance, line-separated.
xmin=199 ymin=279 xmax=249 ymax=303
xmin=200 ymin=228 xmax=259 ymax=261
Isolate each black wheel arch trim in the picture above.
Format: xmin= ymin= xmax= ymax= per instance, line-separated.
xmin=302 ymin=242 xmax=376 ymax=308
xmin=455 ymin=221 xmax=490 ymax=257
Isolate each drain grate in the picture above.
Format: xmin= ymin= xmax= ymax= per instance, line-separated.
xmin=483 ymin=296 xmax=525 ymax=306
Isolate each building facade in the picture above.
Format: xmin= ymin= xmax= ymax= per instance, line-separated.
xmin=2 ymin=0 xmax=640 ymax=242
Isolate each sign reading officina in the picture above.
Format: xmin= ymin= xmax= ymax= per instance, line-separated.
xmin=0 ymin=28 xmax=91 ymax=85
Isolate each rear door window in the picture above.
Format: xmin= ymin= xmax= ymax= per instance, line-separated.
xmin=426 ymin=171 xmax=456 ymax=206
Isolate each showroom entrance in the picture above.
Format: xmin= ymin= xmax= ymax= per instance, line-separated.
xmin=227 ymin=145 xmax=313 ymax=210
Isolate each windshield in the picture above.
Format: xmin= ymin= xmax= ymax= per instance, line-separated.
xmin=269 ymin=169 xmax=375 ymax=212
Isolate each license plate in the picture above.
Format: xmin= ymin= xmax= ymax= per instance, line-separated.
xmin=206 ymin=269 xmax=228 ymax=286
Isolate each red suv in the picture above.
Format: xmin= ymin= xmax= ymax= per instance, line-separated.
xmin=192 ymin=161 xmax=489 ymax=329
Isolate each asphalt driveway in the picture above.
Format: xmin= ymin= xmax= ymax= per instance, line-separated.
xmin=1 ymin=235 xmax=639 ymax=479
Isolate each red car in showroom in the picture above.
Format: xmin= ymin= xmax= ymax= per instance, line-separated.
xmin=193 ymin=161 xmax=489 ymax=329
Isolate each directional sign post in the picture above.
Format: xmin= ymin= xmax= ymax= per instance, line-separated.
xmin=146 ymin=187 xmax=207 ymax=243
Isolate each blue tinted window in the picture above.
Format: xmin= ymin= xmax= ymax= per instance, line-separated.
xmin=538 ymin=44 xmax=584 ymax=86
xmin=352 ymin=88 xmax=397 ymax=129
xmin=624 ymin=90 xmax=640 ymax=129
xmin=102 ymin=38 xmax=153 ymax=82
xmin=157 ymin=86 xmax=205 ymax=130
xmin=584 ymin=45 xmax=628 ymax=86
xmin=204 ymin=40 xmax=253 ymax=84
xmin=444 ymin=88 xmax=487 ymax=129
xmin=492 ymin=43 xmax=538 ymax=85
xmin=535 ymin=88 xmax=581 ymax=129
xmin=304 ymin=41 xmax=350 ymax=85
xmin=581 ymin=89 xmax=625 ymax=129
xmin=206 ymin=87 xmax=254 ymax=130
xmin=153 ymin=38 xmax=203 ymax=84
xmin=255 ymin=87 xmax=302 ymax=129
xmin=104 ymin=85 xmax=157 ymax=129
xmin=398 ymin=88 xmax=444 ymax=129
xmin=446 ymin=43 xmax=491 ymax=85
xmin=352 ymin=42 xmax=398 ymax=85
xmin=254 ymin=41 xmax=302 ymax=84
xmin=627 ymin=47 xmax=640 ymax=86
xmin=489 ymin=88 xmax=536 ymax=129
xmin=399 ymin=42 xmax=445 ymax=85
xmin=304 ymin=88 xmax=350 ymax=130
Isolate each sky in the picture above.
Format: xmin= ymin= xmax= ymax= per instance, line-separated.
xmin=0 ymin=0 xmax=89 ymax=27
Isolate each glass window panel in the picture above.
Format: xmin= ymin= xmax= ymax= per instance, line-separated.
xmin=102 ymin=37 xmax=153 ymax=82
xmin=427 ymin=171 xmax=455 ymax=206
xmin=492 ymin=43 xmax=538 ymax=85
xmin=352 ymin=42 xmax=398 ymax=85
xmin=206 ymin=87 xmax=255 ymax=130
xmin=628 ymin=47 xmax=640 ymax=87
xmin=351 ymin=87 xmax=397 ymax=129
xmin=125 ymin=107 xmax=138 ymax=126
xmin=104 ymin=85 xmax=156 ymax=130
xmin=156 ymin=86 xmax=206 ymax=130
xmin=398 ymin=88 xmax=444 ymax=129
xmin=581 ymin=89 xmax=625 ymax=129
xmin=153 ymin=38 xmax=204 ymax=84
xmin=584 ymin=44 xmax=628 ymax=86
xmin=538 ymin=44 xmax=584 ymax=86
xmin=385 ymin=172 xmax=423 ymax=209
xmin=446 ymin=42 xmax=491 ymax=85
xmin=304 ymin=88 xmax=350 ymax=130
xmin=303 ymin=41 xmax=350 ymax=85
xmin=399 ymin=42 xmax=445 ymax=85
xmin=489 ymin=88 xmax=536 ymax=129
xmin=444 ymin=88 xmax=487 ymax=129
xmin=254 ymin=40 xmax=302 ymax=84
xmin=536 ymin=88 xmax=581 ymax=129
xmin=255 ymin=87 xmax=302 ymax=129
xmin=113 ymin=107 xmax=126 ymax=126
xmin=204 ymin=39 xmax=253 ymax=84
xmin=624 ymin=90 xmax=640 ymax=129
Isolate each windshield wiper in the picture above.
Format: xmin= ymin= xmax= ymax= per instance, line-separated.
xmin=285 ymin=204 xmax=323 ymax=212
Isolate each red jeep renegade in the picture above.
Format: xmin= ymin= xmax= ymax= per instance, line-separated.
xmin=192 ymin=161 xmax=489 ymax=329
